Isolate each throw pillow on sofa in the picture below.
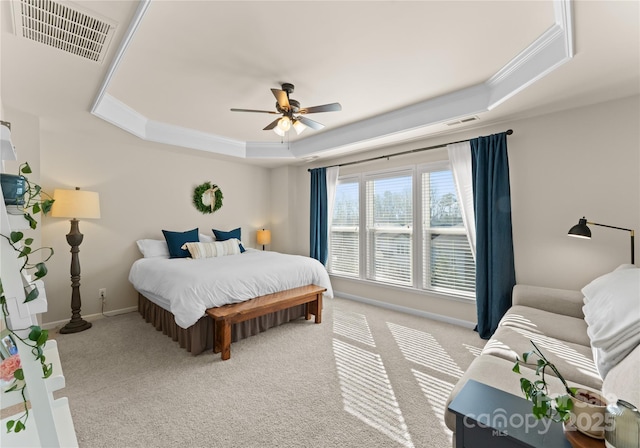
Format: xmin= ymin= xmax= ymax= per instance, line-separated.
xmin=582 ymin=265 xmax=640 ymax=379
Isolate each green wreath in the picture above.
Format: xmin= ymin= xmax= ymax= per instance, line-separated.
xmin=193 ymin=181 xmax=223 ymax=214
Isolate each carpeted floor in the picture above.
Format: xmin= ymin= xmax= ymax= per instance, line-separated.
xmin=53 ymin=297 xmax=485 ymax=448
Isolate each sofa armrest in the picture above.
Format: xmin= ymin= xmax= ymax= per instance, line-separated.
xmin=512 ymin=284 xmax=585 ymax=319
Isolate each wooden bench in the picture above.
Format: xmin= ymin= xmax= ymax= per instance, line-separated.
xmin=205 ymin=284 xmax=326 ymax=360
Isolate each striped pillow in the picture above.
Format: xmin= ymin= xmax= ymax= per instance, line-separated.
xmin=181 ymin=240 xmax=241 ymax=259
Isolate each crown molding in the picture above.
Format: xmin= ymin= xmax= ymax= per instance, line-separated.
xmin=91 ymin=0 xmax=574 ymax=161
xmin=145 ymin=120 xmax=245 ymax=157
xmin=93 ymin=94 xmax=246 ymax=156
xmin=91 ymin=0 xmax=152 ymax=114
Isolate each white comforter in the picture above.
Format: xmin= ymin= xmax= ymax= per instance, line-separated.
xmin=129 ymin=250 xmax=334 ymax=329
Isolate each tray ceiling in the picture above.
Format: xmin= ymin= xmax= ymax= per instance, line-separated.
xmin=2 ymin=1 xmax=638 ymax=165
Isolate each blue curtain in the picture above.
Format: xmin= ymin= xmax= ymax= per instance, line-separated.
xmin=310 ymin=168 xmax=328 ymax=264
xmin=471 ymin=132 xmax=516 ymax=339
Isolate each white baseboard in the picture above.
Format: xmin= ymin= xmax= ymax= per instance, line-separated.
xmin=42 ymin=306 xmax=138 ymax=330
xmin=43 ymin=297 xmax=475 ymax=331
xmin=335 ymin=291 xmax=476 ymax=330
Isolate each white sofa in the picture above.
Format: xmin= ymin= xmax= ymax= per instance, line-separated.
xmin=444 ymin=266 xmax=640 ymax=440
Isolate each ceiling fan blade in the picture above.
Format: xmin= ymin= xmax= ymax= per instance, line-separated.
xmin=230 ymin=108 xmax=278 ymax=114
xmin=297 ymin=116 xmax=325 ymax=131
xmin=271 ymin=89 xmax=290 ymax=111
xmin=263 ymin=118 xmax=281 ymax=131
xmin=299 ymin=102 xmax=342 ymax=114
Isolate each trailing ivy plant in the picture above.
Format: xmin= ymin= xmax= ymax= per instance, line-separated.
xmin=512 ymin=340 xmax=577 ymax=423
xmin=5 ymin=163 xmax=54 ymax=228
xmin=0 ymin=162 xmax=54 ymax=433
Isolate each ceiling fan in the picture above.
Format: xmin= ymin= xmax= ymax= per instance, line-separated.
xmin=230 ymin=83 xmax=342 ymax=136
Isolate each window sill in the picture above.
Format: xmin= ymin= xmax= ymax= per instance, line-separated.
xmin=328 ymin=273 xmax=476 ymax=304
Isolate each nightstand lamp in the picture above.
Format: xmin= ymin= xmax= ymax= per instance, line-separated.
xmin=568 ymin=217 xmax=635 ymax=264
xmin=257 ymin=229 xmax=271 ymax=251
xmin=51 ymin=187 xmax=101 ymax=333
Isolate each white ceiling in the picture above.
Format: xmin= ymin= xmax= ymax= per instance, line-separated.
xmin=1 ymin=0 xmax=639 ymax=165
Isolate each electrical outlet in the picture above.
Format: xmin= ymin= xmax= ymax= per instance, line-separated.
xmin=98 ymin=288 xmax=106 ymax=301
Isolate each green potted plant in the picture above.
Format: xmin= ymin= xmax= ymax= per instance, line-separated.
xmin=0 ymin=162 xmax=54 ymax=433
xmin=513 ymin=340 xmax=607 ymax=439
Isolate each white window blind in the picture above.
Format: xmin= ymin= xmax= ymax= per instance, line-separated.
xmin=365 ymin=173 xmax=413 ymax=286
xmin=329 ymin=180 xmax=359 ymax=277
xmin=328 ymin=163 xmax=475 ymax=300
xmin=422 ymin=169 xmax=475 ymax=294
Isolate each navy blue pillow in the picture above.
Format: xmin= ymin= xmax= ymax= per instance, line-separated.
xmin=162 ymin=228 xmax=199 ymax=258
xmin=212 ymin=227 xmax=245 ymax=253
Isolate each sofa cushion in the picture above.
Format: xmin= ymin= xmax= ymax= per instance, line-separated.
xmin=512 ymin=285 xmax=585 ymax=319
xmin=482 ymin=326 xmax=602 ymax=391
xmin=499 ymin=305 xmax=591 ymax=347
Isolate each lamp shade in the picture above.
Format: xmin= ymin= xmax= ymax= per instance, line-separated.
xmin=51 ymin=188 xmax=101 ymax=219
xmin=257 ymin=229 xmax=271 ymax=246
xmin=568 ymin=217 xmax=591 ymax=239
xmin=293 ymin=120 xmax=306 ymax=135
xmin=277 ymin=116 xmax=291 ymax=132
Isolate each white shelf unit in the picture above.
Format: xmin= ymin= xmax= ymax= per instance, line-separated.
xmin=0 ymin=128 xmax=78 ymax=447
xmin=0 ymin=340 xmax=65 ymax=409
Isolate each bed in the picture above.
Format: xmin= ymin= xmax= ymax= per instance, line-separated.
xmin=129 ymin=247 xmax=334 ymax=355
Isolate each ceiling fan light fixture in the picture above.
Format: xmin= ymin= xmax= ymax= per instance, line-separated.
xmin=293 ymin=119 xmax=306 ymax=135
xmin=278 ymin=116 xmax=292 ymax=132
xmin=231 ymin=83 xmax=342 ymax=136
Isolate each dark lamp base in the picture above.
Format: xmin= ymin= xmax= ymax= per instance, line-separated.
xmin=59 ymin=318 xmax=92 ymax=334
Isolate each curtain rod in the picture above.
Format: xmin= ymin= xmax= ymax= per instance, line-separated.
xmin=308 ymin=129 xmax=513 ymax=171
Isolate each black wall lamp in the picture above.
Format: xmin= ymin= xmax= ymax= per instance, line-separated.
xmin=568 ymin=217 xmax=635 ymax=264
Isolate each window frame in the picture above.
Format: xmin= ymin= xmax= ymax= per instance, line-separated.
xmin=363 ymin=167 xmax=415 ymax=287
xmin=328 ymin=162 xmax=475 ymax=301
xmin=328 ymin=175 xmax=361 ymax=278
xmin=419 ymin=161 xmax=475 ymax=298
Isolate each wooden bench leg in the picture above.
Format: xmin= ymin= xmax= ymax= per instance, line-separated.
xmin=314 ymin=294 xmax=322 ymax=324
xmin=306 ymin=294 xmax=322 ymax=324
xmin=213 ymin=320 xmax=222 ymax=354
xmin=305 ymin=303 xmax=311 ymax=320
xmin=220 ymin=320 xmax=232 ymax=361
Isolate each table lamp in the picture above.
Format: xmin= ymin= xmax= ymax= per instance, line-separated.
xmin=257 ymin=229 xmax=271 ymax=251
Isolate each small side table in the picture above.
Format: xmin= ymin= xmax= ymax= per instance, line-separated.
xmin=448 ymin=379 xmax=605 ymax=448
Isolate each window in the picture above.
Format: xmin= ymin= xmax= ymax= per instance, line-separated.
xmin=366 ymin=172 xmax=413 ymax=286
xmin=329 ymin=163 xmax=475 ymax=299
xmin=421 ymin=168 xmax=475 ymax=294
xmin=329 ymin=179 xmax=359 ymax=277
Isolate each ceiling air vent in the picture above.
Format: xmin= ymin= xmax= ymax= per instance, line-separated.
xmin=446 ymin=116 xmax=480 ymax=127
xmin=11 ymin=0 xmax=117 ymax=63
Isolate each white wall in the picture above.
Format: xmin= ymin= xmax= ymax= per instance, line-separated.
xmin=509 ymin=96 xmax=639 ymax=288
xmin=2 ymin=107 xmax=42 ymax=252
xmin=283 ymin=95 xmax=640 ymax=323
xmin=32 ymin=114 xmax=272 ymax=325
xmin=4 ymin=95 xmax=638 ymax=327
xmin=270 ymin=165 xmax=301 ymax=255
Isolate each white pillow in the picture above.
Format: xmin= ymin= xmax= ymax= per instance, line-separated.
xmin=181 ymin=239 xmax=241 ymax=259
xmin=582 ymin=265 xmax=640 ymax=378
xmin=136 ymin=239 xmax=170 ymax=258
xmin=199 ymin=233 xmax=214 ymax=243
xmin=583 ymin=264 xmax=637 ymax=304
